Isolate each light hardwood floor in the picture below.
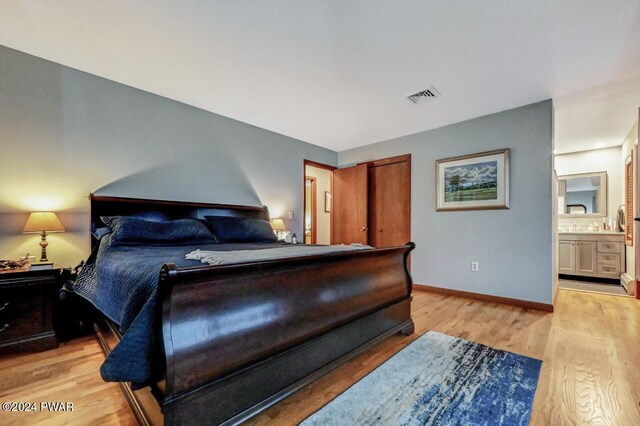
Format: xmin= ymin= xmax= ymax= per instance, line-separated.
xmin=1 ymin=289 xmax=638 ymax=425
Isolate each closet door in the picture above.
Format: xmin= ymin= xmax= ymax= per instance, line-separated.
xmin=368 ymin=156 xmax=411 ymax=247
xmin=332 ymin=164 xmax=368 ymax=245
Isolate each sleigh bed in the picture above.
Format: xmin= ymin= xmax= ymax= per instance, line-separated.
xmin=84 ymin=195 xmax=415 ymax=425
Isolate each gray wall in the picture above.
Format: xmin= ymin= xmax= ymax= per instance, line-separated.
xmin=0 ymin=46 xmax=336 ymax=266
xmin=339 ymin=100 xmax=554 ymax=304
xmin=0 ymin=45 xmax=554 ymax=304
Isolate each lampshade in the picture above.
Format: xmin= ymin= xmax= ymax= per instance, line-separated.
xmin=23 ymin=212 xmax=65 ymax=233
xmin=270 ymin=218 xmax=287 ymax=231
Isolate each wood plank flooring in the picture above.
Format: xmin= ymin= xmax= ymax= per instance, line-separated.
xmin=0 ymin=289 xmax=638 ymax=425
xmin=0 ymin=336 xmax=134 ymax=426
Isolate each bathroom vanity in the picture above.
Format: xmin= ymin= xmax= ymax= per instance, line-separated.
xmin=558 ymin=232 xmax=625 ymax=280
xmin=557 ymin=170 xmax=626 ymax=281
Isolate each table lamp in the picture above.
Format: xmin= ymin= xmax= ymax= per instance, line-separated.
xmin=270 ymin=218 xmax=287 ymax=240
xmin=23 ymin=212 xmax=65 ymax=262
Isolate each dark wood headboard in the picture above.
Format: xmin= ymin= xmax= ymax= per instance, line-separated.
xmin=89 ymin=194 xmax=270 ymax=249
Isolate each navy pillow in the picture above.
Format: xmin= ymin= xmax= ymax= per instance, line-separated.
xmin=101 ymin=216 xmax=215 ymax=246
xmin=203 ymin=216 xmax=277 ymax=243
xmin=132 ymin=211 xmax=170 ymax=222
xmin=92 ymin=227 xmax=112 ymax=241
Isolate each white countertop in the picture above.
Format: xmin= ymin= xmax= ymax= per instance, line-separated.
xmin=558 ymin=231 xmax=624 ymax=235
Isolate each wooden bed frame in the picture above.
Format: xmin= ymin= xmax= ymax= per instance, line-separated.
xmin=89 ymin=194 xmax=415 ymax=425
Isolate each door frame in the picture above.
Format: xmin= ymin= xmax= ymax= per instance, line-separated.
xmin=305 ymin=176 xmax=317 ymax=244
xmin=634 ymin=117 xmax=640 ymax=299
xmin=303 ymin=160 xmax=337 ymax=244
xmin=358 ymin=154 xmax=412 ymax=169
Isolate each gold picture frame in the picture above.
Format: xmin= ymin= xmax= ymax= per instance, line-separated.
xmin=436 ymin=148 xmax=510 ymax=212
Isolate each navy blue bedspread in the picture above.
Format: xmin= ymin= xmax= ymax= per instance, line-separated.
xmin=73 ymin=235 xmax=286 ymax=387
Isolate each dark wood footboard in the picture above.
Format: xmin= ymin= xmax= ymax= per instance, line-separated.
xmin=158 ymin=243 xmax=414 ymax=425
xmin=89 ymin=195 xmax=415 ymax=426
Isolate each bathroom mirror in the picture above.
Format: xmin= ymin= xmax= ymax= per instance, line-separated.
xmin=558 ymin=171 xmax=607 ymax=217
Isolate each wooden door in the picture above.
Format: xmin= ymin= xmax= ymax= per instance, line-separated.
xmin=575 ymin=241 xmax=597 ymax=275
xmin=332 ymin=164 xmax=368 ymax=245
xmin=558 ymin=240 xmax=575 ymax=274
xmin=368 ymin=156 xmax=411 ymax=248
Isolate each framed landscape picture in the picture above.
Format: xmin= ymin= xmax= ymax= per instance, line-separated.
xmin=436 ymin=148 xmax=510 ymax=211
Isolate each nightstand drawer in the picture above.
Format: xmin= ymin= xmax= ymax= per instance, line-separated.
xmin=0 ymin=270 xmax=58 ymax=353
xmin=0 ymin=287 xmax=50 ymax=342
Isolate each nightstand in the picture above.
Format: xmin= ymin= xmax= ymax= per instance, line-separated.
xmin=0 ymin=268 xmax=60 ymax=354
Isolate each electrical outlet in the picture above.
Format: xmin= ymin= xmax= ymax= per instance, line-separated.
xmin=471 ymin=262 xmax=479 ymax=272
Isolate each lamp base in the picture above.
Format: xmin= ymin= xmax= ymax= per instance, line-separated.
xmin=39 ymin=231 xmax=49 ymax=262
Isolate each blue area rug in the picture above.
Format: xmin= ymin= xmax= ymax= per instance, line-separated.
xmin=301 ymin=331 xmax=542 ymax=426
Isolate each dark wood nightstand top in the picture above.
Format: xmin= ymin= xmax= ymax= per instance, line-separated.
xmin=0 ymin=268 xmax=60 ymax=281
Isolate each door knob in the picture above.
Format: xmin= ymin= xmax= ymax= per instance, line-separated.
xmin=360 ymin=227 xmax=368 ymax=231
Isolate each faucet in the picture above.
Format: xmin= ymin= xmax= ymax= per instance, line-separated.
xmin=573 ymin=221 xmax=577 ymax=232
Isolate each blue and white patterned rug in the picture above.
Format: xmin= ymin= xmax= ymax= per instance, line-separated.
xmin=302 ymin=331 xmax=542 ymax=426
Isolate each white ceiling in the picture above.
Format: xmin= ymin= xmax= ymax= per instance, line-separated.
xmin=554 ymin=76 xmax=640 ymax=154
xmin=1 ymin=0 xmax=639 ymax=152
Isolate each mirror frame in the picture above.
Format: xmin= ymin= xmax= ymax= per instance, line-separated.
xmin=558 ymin=171 xmax=607 ymax=218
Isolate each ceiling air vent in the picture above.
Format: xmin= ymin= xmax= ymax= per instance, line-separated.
xmin=407 ymin=86 xmax=441 ymax=104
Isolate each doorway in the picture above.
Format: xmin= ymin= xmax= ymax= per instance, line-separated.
xmin=303 ymin=155 xmax=411 ymax=248
xmin=554 ymin=108 xmax=639 ymax=298
xmin=304 ymin=177 xmax=317 ymax=244
xmin=332 ymin=154 xmax=411 ymax=248
xmin=304 ymin=160 xmax=336 ymax=245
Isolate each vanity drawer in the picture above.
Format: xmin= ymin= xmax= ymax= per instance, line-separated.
xmin=598 ymin=252 xmax=620 ymax=265
xmin=597 ymin=241 xmax=622 ymax=253
xmin=598 ymin=263 xmax=621 ymax=277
